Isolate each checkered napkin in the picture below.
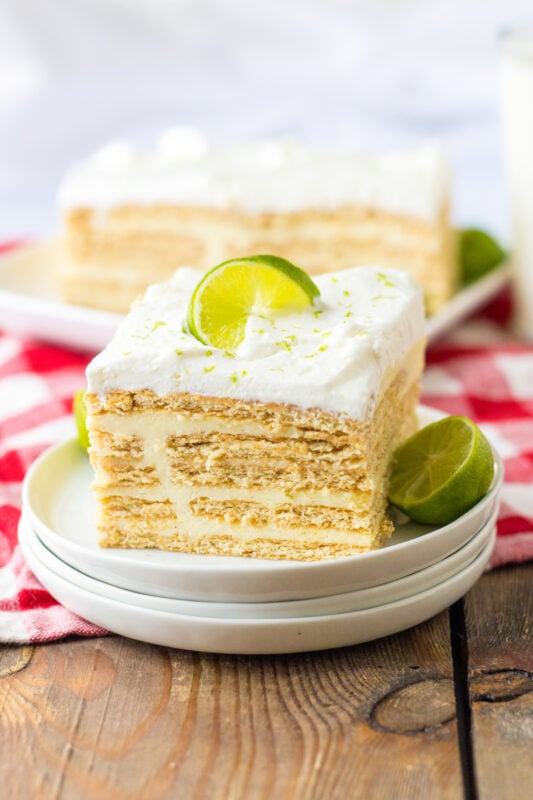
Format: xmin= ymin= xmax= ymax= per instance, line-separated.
xmin=1 ymin=266 xmax=532 ymax=643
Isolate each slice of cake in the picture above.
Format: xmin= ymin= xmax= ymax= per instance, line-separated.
xmin=84 ymin=262 xmax=425 ymax=561
xmin=58 ymin=129 xmax=455 ymax=316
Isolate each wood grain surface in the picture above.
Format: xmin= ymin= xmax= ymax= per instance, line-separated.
xmin=0 ymin=610 xmax=462 ymax=800
xmin=464 ymin=564 xmax=533 ymax=800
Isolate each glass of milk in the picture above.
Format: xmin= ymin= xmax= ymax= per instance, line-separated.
xmin=500 ymin=29 xmax=533 ymax=338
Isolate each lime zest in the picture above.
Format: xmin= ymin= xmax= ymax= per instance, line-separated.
xmin=377 ymin=272 xmax=395 ymax=287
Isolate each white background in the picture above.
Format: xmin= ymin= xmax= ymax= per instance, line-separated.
xmin=0 ymin=0 xmax=531 ymax=239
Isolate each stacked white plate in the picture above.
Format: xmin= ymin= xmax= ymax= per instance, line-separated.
xmin=20 ymin=407 xmax=503 ymax=655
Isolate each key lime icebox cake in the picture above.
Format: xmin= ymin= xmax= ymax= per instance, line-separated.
xmin=84 ymin=258 xmax=425 ymax=561
xmin=59 ymin=129 xmax=454 ymax=316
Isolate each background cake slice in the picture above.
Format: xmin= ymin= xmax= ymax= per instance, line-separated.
xmin=59 ymin=129 xmax=455 ymax=316
xmin=85 ymin=263 xmax=425 ymax=560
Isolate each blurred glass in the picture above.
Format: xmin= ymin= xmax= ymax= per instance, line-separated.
xmin=500 ymin=29 xmax=533 ymax=338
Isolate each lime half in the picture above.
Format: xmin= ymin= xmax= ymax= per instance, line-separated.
xmin=186 ymin=255 xmax=320 ymax=350
xmin=73 ymin=389 xmax=90 ymax=451
xmin=388 ymin=416 xmax=494 ymax=525
xmin=459 ymin=228 xmax=506 ymax=286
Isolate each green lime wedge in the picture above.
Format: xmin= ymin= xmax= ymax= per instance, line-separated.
xmin=186 ymin=255 xmax=320 ymax=350
xmin=73 ymin=389 xmax=90 ymax=451
xmin=388 ymin=416 xmax=494 ymax=525
xmin=459 ymin=228 xmax=506 ymax=286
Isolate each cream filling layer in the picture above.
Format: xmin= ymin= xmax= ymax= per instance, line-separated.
xmin=93 ymin=482 xmax=377 ymax=512
xmin=106 ymin=500 xmax=379 ymax=546
xmin=69 ymin=213 xmax=443 ymax=249
xmin=93 ymin=411 xmax=322 ymax=440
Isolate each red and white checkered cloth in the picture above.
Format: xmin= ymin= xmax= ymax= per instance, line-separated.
xmin=1 ymin=252 xmax=532 ymax=642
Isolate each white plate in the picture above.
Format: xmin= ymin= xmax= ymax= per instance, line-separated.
xmin=18 ymin=522 xmax=496 ymax=654
xmin=0 ymin=242 xmax=510 ymax=352
xmin=21 ymin=507 xmax=497 ymax=619
xmin=22 ymin=406 xmax=503 ymax=603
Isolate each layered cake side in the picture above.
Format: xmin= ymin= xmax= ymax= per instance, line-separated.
xmin=59 ymin=130 xmax=455 ymax=315
xmin=84 ymin=265 xmax=425 ymax=561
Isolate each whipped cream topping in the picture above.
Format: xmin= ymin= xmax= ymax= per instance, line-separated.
xmin=86 ymin=265 xmax=425 ymax=419
xmin=59 ymin=127 xmax=448 ymax=221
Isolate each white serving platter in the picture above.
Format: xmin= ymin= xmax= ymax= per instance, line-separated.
xmin=0 ymin=242 xmax=510 ymax=351
xmin=23 ymin=507 xmax=497 ymax=619
xmin=22 ymin=406 xmax=503 ymax=603
xmin=0 ymin=241 xmax=121 ymax=351
xmin=425 ymin=261 xmax=511 ymax=341
xmin=18 ymin=515 xmax=495 ymax=655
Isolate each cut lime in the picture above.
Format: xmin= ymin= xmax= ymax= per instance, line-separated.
xmin=73 ymin=389 xmax=90 ymax=451
xmin=388 ymin=416 xmax=494 ymax=525
xmin=459 ymin=228 xmax=506 ymax=286
xmin=186 ymin=255 xmax=320 ymax=349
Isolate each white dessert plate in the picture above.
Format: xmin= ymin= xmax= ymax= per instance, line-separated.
xmin=21 ymin=507 xmax=497 ymax=619
xmin=18 ymin=519 xmax=496 ymax=654
xmin=22 ymin=406 xmax=503 ymax=603
xmin=0 ymin=242 xmax=510 ymax=351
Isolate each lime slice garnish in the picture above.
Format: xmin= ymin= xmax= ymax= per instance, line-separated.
xmin=459 ymin=228 xmax=506 ymax=286
xmin=73 ymin=389 xmax=90 ymax=451
xmin=186 ymin=255 xmax=320 ymax=350
xmin=388 ymin=416 xmax=494 ymax=525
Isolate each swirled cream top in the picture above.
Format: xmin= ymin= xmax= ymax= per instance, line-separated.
xmin=86 ymin=265 xmax=425 ymax=419
xmin=59 ymin=127 xmax=448 ymax=221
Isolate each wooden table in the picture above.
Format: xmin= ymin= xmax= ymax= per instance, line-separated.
xmin=1 ymin=563 xmax=531 ymax=799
